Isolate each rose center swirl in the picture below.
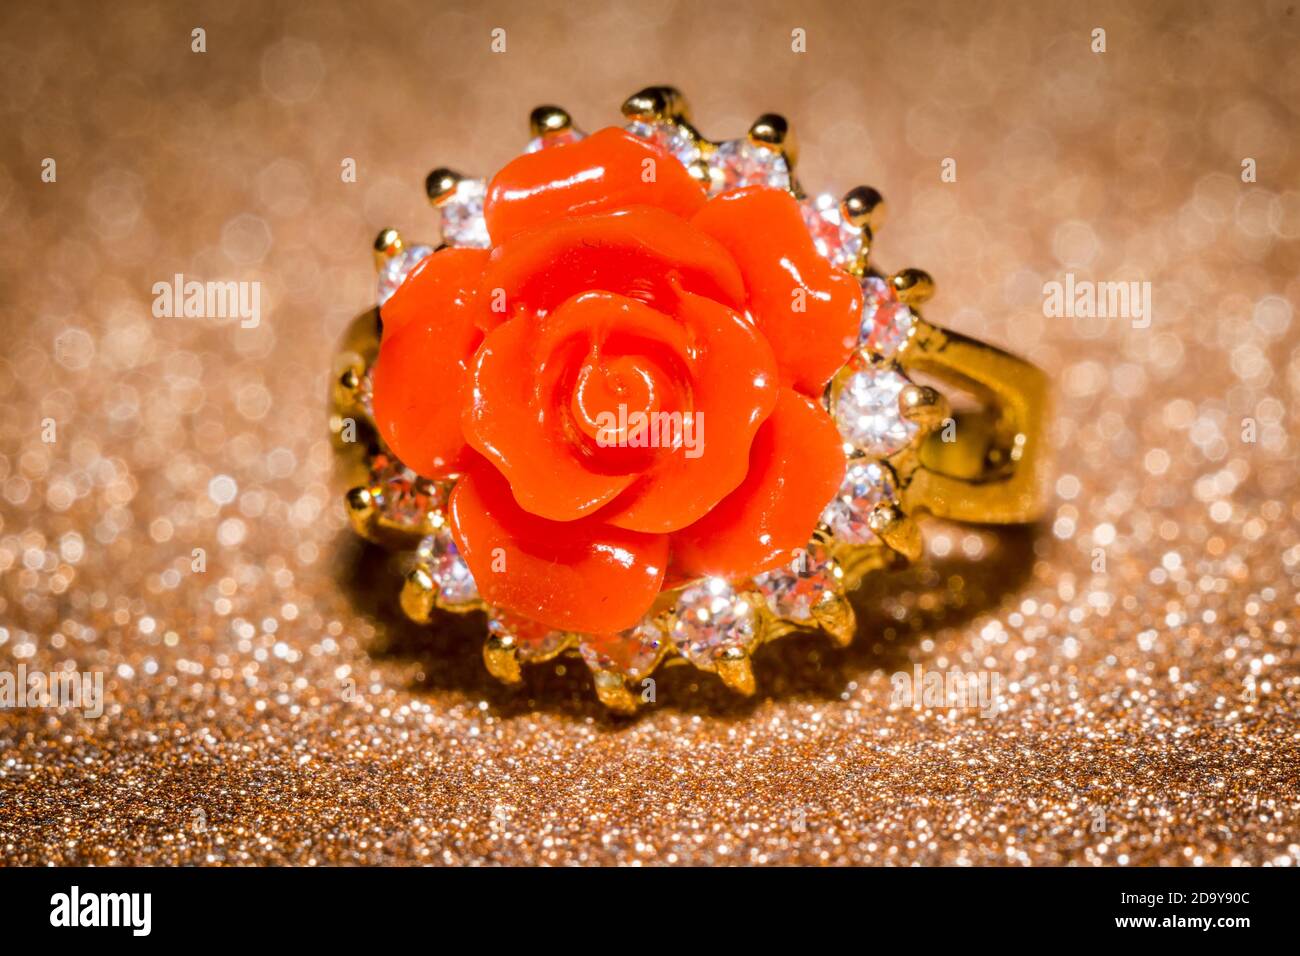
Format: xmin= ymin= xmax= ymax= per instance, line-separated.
xmin=569 ymin=353 xmax=662 ymax=448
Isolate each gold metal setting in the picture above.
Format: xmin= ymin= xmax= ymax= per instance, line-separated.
xmin=842 ymin=185 xmax=886 ymax=232
xmin=529 ymin=104 xmax=574 ymax=138
xmin=591 ymin=670 xmax=640 ymax=714
xmin=748 ymin=113 xmax=798 ymax=170
xmin=372 ymin=226 xmax=404 ymax=266
xmin=483 ymin=632 xmax=522 ymax=685
xmin=620 ymin=84 xmax=692 ymax=124
xmin=715 ymin=646 xmax=757 ymax=696
xmin=424 ymin=168 xmax=462 ymax=205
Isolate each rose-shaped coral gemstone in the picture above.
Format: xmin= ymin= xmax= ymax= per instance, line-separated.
xmin=372 ymin=127 xmax=860 ymax=634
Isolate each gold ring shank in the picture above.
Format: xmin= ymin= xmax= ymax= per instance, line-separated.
xmin=893 ymin=321 xmax=1050 ymax=525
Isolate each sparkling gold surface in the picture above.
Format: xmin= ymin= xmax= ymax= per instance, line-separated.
xmin=2 ymin=0 xmax=1298 ymax=866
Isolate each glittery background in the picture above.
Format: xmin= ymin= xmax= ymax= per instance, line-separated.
xmin=2 ymin=0 xmax=1298 ymax=866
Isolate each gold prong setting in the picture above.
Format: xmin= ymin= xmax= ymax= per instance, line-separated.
xmin=747 ymin=113 xmax=797 ymax=168
xmin=424 ymin=168 xmax=463 ymax=205
xmin=408 ymin=521 xmax=481 ymax=616
xmin=841 ymin=185 xmax=885 ymax=233
xmin=344 ymin=485 xmax=377 ymax=539
xmin=899 ymin=383 xmax=951 ymax=430
xmin=811 ymin=589 xmax=857 ymax=648
xmin=399 ymin=566 xmax=438 ymax=624
xmin=483 ymin=630 xmax=523 ymax=685
xmin=424 ymin=167 xmax=490 ymax=249
xmin=526 ymin=105 xmax=585 ymax=151
xmin=621 ymin=86 xmax=706 ymax=168
xmin=373 ymin=226 xmax=404 ymax=265
xmin=714 ymin=646 xmax=757 ymax=696
xmin=866 ymin=502 xmax=924 ymax=564
xmin=374 ymin=226 xmax=437 ymax=307
xmin=590 ymin=670 xmax=640 ymax=714
xmin=332 ymin=357 xmax=372 ymax=421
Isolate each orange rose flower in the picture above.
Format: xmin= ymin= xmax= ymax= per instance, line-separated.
xmin=371 ymin=127 xmax=861 ymax=635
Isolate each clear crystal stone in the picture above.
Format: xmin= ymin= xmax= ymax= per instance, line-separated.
xmin=707 ymin=139 xmax=790 ymax=195
xmin=578 ymin=619 xmax=663 ymax=679
xmin=624 ymin=119 xmax=700 ymax=167
xmin=832 ymin=362 xmax=919 ymax=456
xmin=438 ymin=179 xmax=491 ymax=248
xmin=368 ymin=452 xmax=443 ymax=528
xmin=669 ymin=577 xmax=757 ymax=666
xmin=753 ymin=540 xmax=835 ymax=622
xmin=801 ymin=193 xmax=864 ymax=270
xmin=859 ymin=275 xmax=916 ymax=357
xmin=822 ymin=460 xmax=897 ymax=545
xmin=377 ymin=244 xmax=434 ymax=306
xmin=416 ymin=529 xmax=477 ymax=607
xmin=525 ymin=127 xmax=585 ymax=153
xmin=487 ymin=610 xmax=566 ymax=661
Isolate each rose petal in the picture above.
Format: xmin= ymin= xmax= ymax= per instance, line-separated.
xmin=449 ymin=463 xmax=669 ymax=633
xmin=600 ymin=289 xmax=779 ymax=534
xmin=372 ymin=248 xmax=490 ymax=478
xmin=479 ymin=206 xmax=745 ymax=329
xmin=670 ymin=389 xmax=845 ymax=579
xmin=463 ymin=292 xmax=699 ymax=521
xmin=485 ymin=127 xmax=707 ymax=245
xmin=692 ymin=187 xmax=861 ymax=396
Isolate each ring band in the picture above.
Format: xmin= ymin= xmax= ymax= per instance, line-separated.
xmin=328 ymin=87 xmax=1050 ymax=712
xmin=824 ymin=316 xmax=1050 ymax=592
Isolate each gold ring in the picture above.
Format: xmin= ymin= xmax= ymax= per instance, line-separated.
xmin=329 ymin=86 xmax=1050 ymax=713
